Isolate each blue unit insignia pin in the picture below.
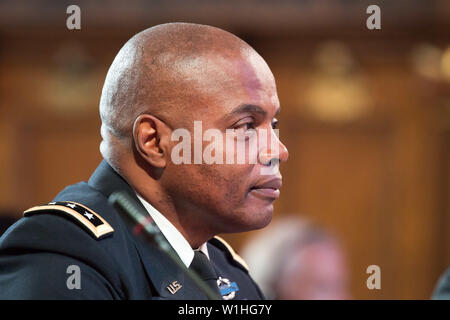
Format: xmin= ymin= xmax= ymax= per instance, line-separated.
xmin=217 ymin=276 xmax=239 ymax=300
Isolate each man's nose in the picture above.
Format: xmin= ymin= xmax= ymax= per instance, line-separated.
xmin=278 ymin=140 xmax=289 ymax=163
xmin=259 ymin=129 xmax=289 ymax=165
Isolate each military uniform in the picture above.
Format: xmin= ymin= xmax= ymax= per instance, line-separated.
xmin=432 ymin=268 xmax=450 ymax=300
xmin=0 ymin=161 xmax=264 ymax=300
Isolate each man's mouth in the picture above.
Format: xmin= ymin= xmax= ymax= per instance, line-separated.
xmin=249 ymin=177 xmax=282 ymax=200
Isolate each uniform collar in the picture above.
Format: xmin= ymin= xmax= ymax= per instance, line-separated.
xmin=88 ymin=160 xmax=212 ymax=299
xmin=136 ymin=194 xmax=209 ymax=268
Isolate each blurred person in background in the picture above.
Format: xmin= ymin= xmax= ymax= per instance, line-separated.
xmin=241 ymin=216 xmax=351 ymax=300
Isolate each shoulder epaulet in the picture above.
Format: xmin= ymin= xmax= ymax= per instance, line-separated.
xmin=24 ymin=201 xmax=114 ymax=239
xmin=212 ymin=236 xmax=249 ymax=272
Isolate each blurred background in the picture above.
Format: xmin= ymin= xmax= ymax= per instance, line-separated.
xmin=0 ymin=0 xmax=449 ymax=299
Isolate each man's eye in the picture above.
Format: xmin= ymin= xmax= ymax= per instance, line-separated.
xmin=233 ymin=118 xmax=255 ymax=132
xmin=236 ymin=122 xmax=254 ymax=131
xmin=272 ymin=119 xmax=279 ymax=129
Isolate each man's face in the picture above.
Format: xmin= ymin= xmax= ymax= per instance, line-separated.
xmin=161 ymin=49 xmax=289 ymax=234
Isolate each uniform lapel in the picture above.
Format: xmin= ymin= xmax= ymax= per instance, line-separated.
xmin=132 ymin=238 xmax=206 ymax=299
xmin=88 ymin=161 xmax=206 ymax=299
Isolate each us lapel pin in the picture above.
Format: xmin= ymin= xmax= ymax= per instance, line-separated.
xmin=167 ymin=281 xmax=182 ymax=294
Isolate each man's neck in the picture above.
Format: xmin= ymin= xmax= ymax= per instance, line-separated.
xmin=121 ymin=165 xmax=215 ymax=248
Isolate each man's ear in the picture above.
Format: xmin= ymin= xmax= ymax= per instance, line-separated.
xmin=132 ymin=114 xmax=169 ymax=168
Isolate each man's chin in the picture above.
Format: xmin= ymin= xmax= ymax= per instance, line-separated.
xmin=234 ymin=205 xmax=274 ymax=232
xmin=250 ymin=218 xmax=272 ymax=232
xmin=214 ymin=199 xmax=274 ymax=234
xmin=253 ymin=205 xmax=274 ymax=229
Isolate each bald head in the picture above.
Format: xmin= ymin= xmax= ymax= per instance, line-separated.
xmin=97 ymin=23 xmax=287 ymax=244
xmin=99 ymin=23 xmax=272 ymax=158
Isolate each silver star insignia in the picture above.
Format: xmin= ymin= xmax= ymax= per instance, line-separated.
xmin=66 ymin=203 xmax=77 ymax=209
xmin=84 ymin=211 xmax=94 ymax=220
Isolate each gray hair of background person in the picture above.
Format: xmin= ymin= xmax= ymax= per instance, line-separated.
xmin=241 ymin=216 xmax=344 ymax=299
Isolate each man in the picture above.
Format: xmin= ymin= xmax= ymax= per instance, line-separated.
xmin=0 ymin=22 xmax=288 ymax=299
